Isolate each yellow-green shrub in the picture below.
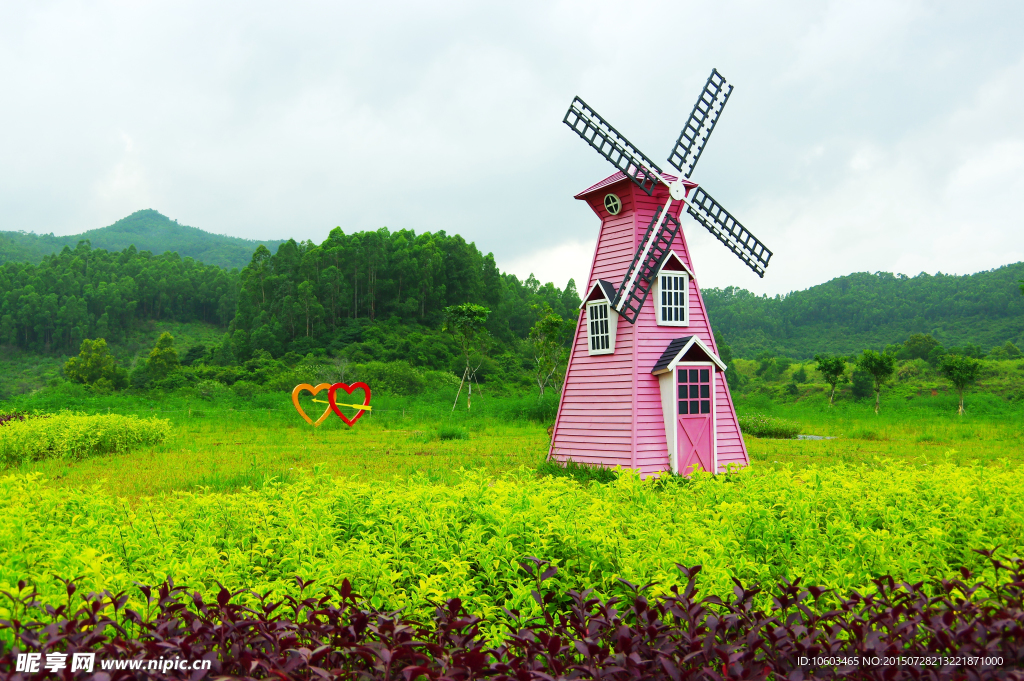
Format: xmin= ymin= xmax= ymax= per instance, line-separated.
xmin=0 ymin=412 xmax=170 ymax=467
xmin=0 ymin=461 xmax=1021 ymax=635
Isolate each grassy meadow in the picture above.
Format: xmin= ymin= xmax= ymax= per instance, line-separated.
xmin=2 ymin=372 xmax=1023 ymax=636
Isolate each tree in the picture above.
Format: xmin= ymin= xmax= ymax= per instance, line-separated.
xmin=856 ymin=349 xmax=896 ymax=414
xmin=443 ymin=303 xmax=490 ymax=410
xmin=814 ymin=354 xmax=848 ymax=407
xmin=527 ymin=305 xmax=565 ymax=397
xmin=63 ymin=338 xmax=128 ymax=390
xmin=897 ymin=333 xmax=939 ymax=361
xmin=146 ymin=332 xmax=180 ymax=380
xmin=940 ymin=354 xmax=982 ymax=415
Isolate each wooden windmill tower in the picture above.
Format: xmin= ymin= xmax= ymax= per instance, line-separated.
xmin=550 ymin=69 xmax=773 ymax=477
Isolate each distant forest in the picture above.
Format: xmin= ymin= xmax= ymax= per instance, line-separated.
xmin=0 ymin=209 xmax=1022 ymax=363
xmin=0 ymin=210 xmax=284 ymax=270
xmin=704 ymin=263 xmax=1024 ymax=358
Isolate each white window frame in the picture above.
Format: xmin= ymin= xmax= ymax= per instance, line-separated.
xmin=655 ymin=266 xmax=689 ymax=327
xmin=585 ymin=300 xmax=617 ymax=356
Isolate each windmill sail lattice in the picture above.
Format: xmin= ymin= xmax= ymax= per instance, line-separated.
xmin=564 ymin=68 xmax=773 ymax=322
xmin=667 ymin=69 xmax=733 ymax=179
xmin=611 ymin=209 xmax=682 ymax=324
xmin=686 ymin=187 xmax=771 ymax=277
xmin=564 ymin=97 xmax=663 ymax=196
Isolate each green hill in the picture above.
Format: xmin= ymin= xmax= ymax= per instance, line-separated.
xmin=704 ymin=263 xmax=1024 ymax=358
xmin=0 ymin=210 xmax=284 ymax=269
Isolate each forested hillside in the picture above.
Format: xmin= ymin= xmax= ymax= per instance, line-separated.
xmin=705 ymin=262 xmax=1024 ymax=358
xmin=0 ymin=210 xmax=284 ymax=269
xmin=229 ymin=227 xmax=580 ymax=365
xmin=0 ymin=242 xmax=237 ymax=353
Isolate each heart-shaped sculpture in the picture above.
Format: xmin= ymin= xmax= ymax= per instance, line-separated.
xmin=291 ymin=383 xmax=334 ymax=426
xmin=328 ymin=382 xmax=372 ymax=426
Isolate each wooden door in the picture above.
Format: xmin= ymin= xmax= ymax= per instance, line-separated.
xmin=676 ymin=365 xmax=714 ymax=475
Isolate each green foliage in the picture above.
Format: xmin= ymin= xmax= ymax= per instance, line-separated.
xmin=0 ymin=210 xmax=284 ymax=269
xmin=791 ymin=365 xmax=807 ymax=383
xmin=63 ymin=338 xmax=128 ymax=391
xmin=0 ymin=241 xmax=236 ymax=354
xmin=537 ymin=458 xmax=618 ymax=484
xmin=987 ymin=341 xmax=1022 ymax=360
xmin=940 ymin=354 xmax=983 ymax=415
xmin=703 ymin=263 xmax=1024 ymax=358
xmin=231 ymin=228 xmax=580 ymax=362
xmin=3 ymin=462 xmax=1021 ymax=623
xmin=146 ymin=332 xmax=180 ymax=379
xmin=527 ymin=305 xmax=567 ymax=397
xmin=0 ymin=412 xmax=170 ymax=467
xmin=814 ymin=354 xmax=848 ymax=406
xmin=437 ymin=425 xmax=469 ymax=441
xmin=896 ymin=333 xmax=940 ymax=361
xmin=737 ymin=412 xmax=800 ymax=439
xmin=714 ymin=333 xmax=744 ymax=390
xmin=857 ymin=350 xmax=897 ymax=413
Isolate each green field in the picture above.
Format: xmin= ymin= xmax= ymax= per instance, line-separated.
xmin=2 ymin=383 xmax=1023 ymax=637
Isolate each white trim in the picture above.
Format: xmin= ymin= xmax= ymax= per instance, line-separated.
xmin=658 ymin=250 xmax=695 ymax=279
xmin=579 ymin=280 xmax=613 ymax=310
xmin=652 ymin=336 xmax=727 ymax=374
xmin=585 ymin=300 xmax=617 ymax=356
xmin=672 ymin=362 xmax=717 ymax=475
xmin=654 ymin=270 xmax=689 ymax=327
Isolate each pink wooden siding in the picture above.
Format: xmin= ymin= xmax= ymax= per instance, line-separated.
xmin=550 ymin=173 xmax=748 ymax=475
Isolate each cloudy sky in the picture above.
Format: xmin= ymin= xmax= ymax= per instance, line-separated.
xmin=2 ymin=1 xmax=1023 ymax=295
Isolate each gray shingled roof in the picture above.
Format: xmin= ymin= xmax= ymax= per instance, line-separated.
xmin=652 ymin=336 xmax=694 ymax=373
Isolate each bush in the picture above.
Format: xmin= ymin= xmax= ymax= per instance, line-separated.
xmin=538 ymin=457 xmax=618 ymax=483
xmin=3 ymin=556 xmax=1022 ymax=678
xmin=437 ymin=425 xmax=469 ymax=440
xmin=231 ymin=380 xmax=263 ymax=400
xmin=738 ymin=412 xmax=800 ymax=438
xmin=851 ymin=368 xmax=874 ymax=398
xmin=350 ymin=361 xmax=425 ymax=396
xmin=0 ymin=412 xmax=170 ymax=467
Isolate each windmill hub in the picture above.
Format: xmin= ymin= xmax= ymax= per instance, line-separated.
xmin=669 ymin=179 xmax=699 ymax=202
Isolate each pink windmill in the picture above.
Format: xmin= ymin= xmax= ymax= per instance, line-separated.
xmin=550 ymin=69 xmax=773 ymax=477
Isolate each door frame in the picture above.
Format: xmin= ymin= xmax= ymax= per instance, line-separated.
xmin=673 ymin=361 xmax=717 ymax=475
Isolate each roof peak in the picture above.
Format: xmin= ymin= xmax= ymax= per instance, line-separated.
xmin=574 ymin=171 xmax=678 ymax=200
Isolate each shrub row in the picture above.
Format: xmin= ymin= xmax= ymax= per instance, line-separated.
xmin=738 ymin=411 xmax=801 ymax=438
xmin=0 ymin=412 xmax=170 ymax=468
xmin=2 ymin=462 xmax=1022 ymax=627
xmin=1 ymin=556 xmax=1021 ymax=680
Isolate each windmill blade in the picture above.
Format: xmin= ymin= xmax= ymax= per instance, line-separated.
xmin=686 ymin=186 xmax=771 ymax=278
xmin=667 ymin=69 xmax=733 ymax=178
xmin=564 ymin=97 xmax=664 ymax=196
xmin=612 ymin=207 xmax=682 ymax=324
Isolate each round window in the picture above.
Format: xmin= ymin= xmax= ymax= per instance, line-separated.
xmin=604 ymin=193 xmax=622 ymax=215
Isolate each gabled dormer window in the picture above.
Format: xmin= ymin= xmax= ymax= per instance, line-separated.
xmin=581 ymin=280 xmax=618 ymax=356
xmin=655 ymin=252 xmax=693 ymax=327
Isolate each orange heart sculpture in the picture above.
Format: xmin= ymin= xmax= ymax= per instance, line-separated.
xmin=291 ymin=383 xmax=334 ymax=426
xmin=328 ymin=382 xmax=372 ymax=427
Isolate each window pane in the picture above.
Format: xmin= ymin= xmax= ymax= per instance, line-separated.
xmin=690 ymin=400 xmax=699 ymax=414
xmin=689 ymin=385 xmax=699 ymax=399
xmin=700 ymin=400 xmax=711 ymax=414
xmin=679 ymin=400 xmax=688 ymax=414
xmin=678 ymin=371 xmax=687 ymax=384
xmin=700 ymin=369 xmax=709 ymax=382
xmin=700 ymin=385 xmax=710 ymax=398
xmin=689 ymin=369 xmax=699 ymax=383
xmin=678 ymin=385 xmax=687 ymax=399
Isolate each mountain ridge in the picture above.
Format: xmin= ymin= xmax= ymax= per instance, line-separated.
xmin=0 ymin=210 xmax=285 ymax=269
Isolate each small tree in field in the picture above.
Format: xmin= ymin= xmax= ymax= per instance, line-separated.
xmin=64 ymin=338 xmax=128 ymax=390
xmin=443 ymin=303 xmax=489 ymax=410
xmin=814 ymin=354 xmax=848 ymax=407
xmin=857 ymin=349 xmax=896 ymax=414
xmin=146 ymin=332 xmax=180 ymax=380
xmin=527 ymin=305 xmax=566 ymax=398
xmin=940 ymin=354 xmax=982 ymax=415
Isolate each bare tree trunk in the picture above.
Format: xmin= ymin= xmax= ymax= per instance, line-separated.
xmin=958 ymin=389 xmax=965 ymax=415
xmin=828 ymin=385 xmax=836 ymax=407
xmin=452 ymin=367 xmax=468 ymax=412
xmin=874 ymin=389 xmax=880 ymax=414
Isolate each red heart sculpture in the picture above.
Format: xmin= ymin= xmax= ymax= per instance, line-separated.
xmin=328 ymin=382 xmax=372 ymax=426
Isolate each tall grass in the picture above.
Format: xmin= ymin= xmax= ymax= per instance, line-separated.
xmin=0 ymin=412 xmax=170 ymax=467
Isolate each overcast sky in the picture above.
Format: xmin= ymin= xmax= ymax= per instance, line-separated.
xmin=2 ymin=1 xmax=1023 ymax=296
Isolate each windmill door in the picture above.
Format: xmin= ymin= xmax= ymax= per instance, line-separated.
xmin=676 ymin=364 xmax=715 ymax=475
